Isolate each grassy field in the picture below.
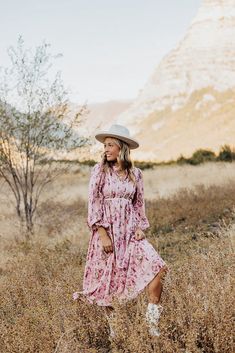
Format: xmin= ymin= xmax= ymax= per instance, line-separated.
xmin=0 ymin=161 xmax=234 ymax=352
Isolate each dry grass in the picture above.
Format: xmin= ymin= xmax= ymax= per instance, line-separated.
xmin=0 ymin=162 xmax=234 ymax=352
xmin=142 ymin=161 xmax=235 ymax=199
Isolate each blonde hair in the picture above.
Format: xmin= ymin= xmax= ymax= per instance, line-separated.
xmin=101 ymin=137 xmax=136 ymax=183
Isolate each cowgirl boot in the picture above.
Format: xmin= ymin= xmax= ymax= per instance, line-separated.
xmin=104 ymin=311 xmax=116 ymax=338
xmin=145 ymin=303 xmax=163 ymax=337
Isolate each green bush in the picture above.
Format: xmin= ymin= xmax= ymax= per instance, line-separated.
xmin=217 ymin=145 xmax=235 ymax=162
xmin=79 ymin=159 xmax=97 ymax=167
xmin=187 ymin=149 xmax=216 ymax=165
xmin=133 ymin=160 xmax=157 ymax=170
xmin=176 ymin=154 xmax=188 ymax=165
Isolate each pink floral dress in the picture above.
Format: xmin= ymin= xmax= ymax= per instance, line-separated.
xmin=73 ymin=162 xmax=167 ymax=306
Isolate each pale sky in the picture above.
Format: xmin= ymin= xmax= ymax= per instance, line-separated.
xmin=0 ymin=0 xmax=201 ymax=104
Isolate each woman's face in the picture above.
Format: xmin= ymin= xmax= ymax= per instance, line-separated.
xmin=104 ymin=137 xmax=120 ymax=162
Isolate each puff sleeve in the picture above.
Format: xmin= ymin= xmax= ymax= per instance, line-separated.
xmin=87 ymin=163 xmax=110 ymax=232
xmin=132 ymin=168 xmax=150 ymax=231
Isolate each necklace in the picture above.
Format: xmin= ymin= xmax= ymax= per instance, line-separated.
xmin=112 ymin=165 xmax=127 ymax=181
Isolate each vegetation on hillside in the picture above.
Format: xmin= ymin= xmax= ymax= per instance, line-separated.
xmin=46 ymin=144 xmax=235 ymax=170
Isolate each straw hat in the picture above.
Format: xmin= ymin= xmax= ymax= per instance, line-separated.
xmin=95 ymin=124 xmax=139 ymax=149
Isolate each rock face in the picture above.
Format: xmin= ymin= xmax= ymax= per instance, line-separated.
xmin=82 ymin=100 xmax=132 ymax=136
xmin=115 ymin=0 xmax=235 ymax=162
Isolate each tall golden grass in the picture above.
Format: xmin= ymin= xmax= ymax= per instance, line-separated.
xmin=0 ymin=163 xmax=234 ymax=352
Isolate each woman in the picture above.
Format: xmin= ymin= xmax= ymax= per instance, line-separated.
xmin=73 ymin=124 xmax=169 ymax=337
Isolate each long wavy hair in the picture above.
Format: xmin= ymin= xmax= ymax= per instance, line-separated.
xmin=100 ymin=137 xmax=136 ymax=183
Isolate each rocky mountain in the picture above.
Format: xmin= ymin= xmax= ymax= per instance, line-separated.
xmin=64 ymin=100 xmax=133 ymax=160
xmin=113 ymin=0 xmax=235 ymax=161
xmin=80 ymin=100 xmax=132 ymax=136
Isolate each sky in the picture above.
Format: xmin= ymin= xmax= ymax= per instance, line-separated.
xmin=0 ymin=0 xmax=201 ymax=104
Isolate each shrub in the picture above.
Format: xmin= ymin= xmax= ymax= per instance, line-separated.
xmin=217 ymin=144 xmax=235 ymax=162
xmin=79 ymin=159 xmax=97 ymax=167
xmin=133 ymin=161 xmax=157 ymax=170
xmin=187 ymin=149 xmax=216 ymax=165
xmin=176 ymin=154 xmax=188 ymax=165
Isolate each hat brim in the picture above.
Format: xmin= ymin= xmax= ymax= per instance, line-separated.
xmin=95 ymin=132 xmax=139 ymax=149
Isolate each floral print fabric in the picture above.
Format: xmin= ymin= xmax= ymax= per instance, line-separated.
xmin=73 ymin=162 xmax=167 ymax=306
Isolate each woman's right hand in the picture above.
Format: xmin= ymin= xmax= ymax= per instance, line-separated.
xmin=98 ymin=227 xmax=113 ymax=253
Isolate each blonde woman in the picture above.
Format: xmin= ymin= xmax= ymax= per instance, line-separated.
xmin=73 ymin=124 xmax=169 ymax=337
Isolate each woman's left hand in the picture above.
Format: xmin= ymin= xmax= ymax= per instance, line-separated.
xmin=134 ymin=227 xmax=145 ymax=240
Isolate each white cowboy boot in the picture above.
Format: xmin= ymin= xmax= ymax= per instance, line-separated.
xmin=105 ymin=311 xmax=116 ymax=338
xmin=145 ymin=303 xmax=163 ymax=337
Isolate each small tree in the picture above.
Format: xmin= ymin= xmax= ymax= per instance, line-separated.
xmin=0 ymin=37 xmax=87 ymax=237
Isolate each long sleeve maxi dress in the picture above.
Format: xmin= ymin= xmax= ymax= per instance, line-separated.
xmin=73 ymin=162 xmax=167 ymax=307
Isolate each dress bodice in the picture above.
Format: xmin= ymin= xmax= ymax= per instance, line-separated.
xmin=101 ymin=166 xmax=136 ymax=201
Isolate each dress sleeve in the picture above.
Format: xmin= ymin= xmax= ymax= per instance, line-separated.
xmin=132 ymin=168 xmax=150 ymax=231
xmin=87 ymin=163 xmax=110 ymax=232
